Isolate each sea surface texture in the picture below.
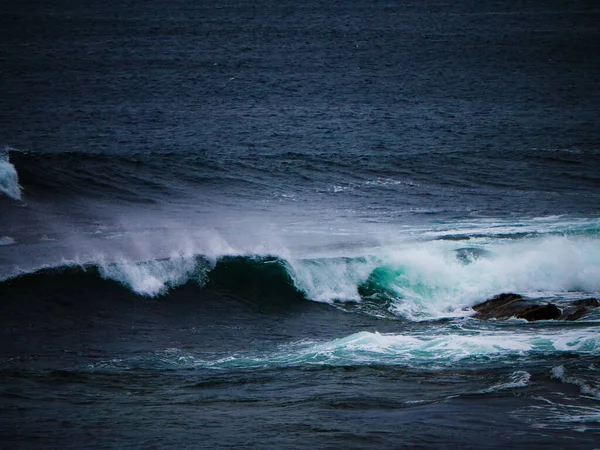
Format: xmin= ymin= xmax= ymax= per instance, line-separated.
xmin=1 ymin=0 xmax=600 ymax=448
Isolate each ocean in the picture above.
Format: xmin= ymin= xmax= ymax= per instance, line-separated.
xmin=1 ymin=0 xmax=600 ymax=448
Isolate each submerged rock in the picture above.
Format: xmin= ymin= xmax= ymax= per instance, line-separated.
xmin=472 ymin=293 xmax=599 ymax=322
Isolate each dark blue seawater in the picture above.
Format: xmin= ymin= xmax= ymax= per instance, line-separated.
xmin=1 ymin=0 xmax=600 ymax=448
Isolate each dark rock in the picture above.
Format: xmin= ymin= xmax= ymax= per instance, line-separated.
xmin=472 ymin=294 xmax=598 ymax=322
xmin=472 ymin=293 xmax=527 ymax=320
xmin=516 ymin=304 xmax=561 ymax=321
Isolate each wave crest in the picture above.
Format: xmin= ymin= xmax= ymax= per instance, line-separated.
xmin=98 ymin=256 xmax=209 ymax=297
xmin=3 ymin=234 xmax=600 ymax=320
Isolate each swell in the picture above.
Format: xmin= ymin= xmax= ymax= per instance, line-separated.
xmin=0 ymin=255 xmax=306 ymax=305
xmin=5 ymin=146 xmax=600 ymax=217
xmin=2 ymin=148 xmax=342 ymax=203
xmin=2 ymin=147 xmax=397 ymax=205
xmin=6 ymin=149 xmax=221 ymax=202
xmin=5 ymin=148 xmax=313 ymax=204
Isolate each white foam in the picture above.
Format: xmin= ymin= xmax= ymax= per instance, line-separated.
xmin=399 ymin=236 xmax=600 ymax=319
xmin=92 ymin=329 xmax=600 ymax=372
xmin=483 ymin=371 xmax=531 ymax=393
xmin=286 ymin=256 xmax=378 ymax=303
xmin=283 ymin=234 xmax=600 ymax=320
xmin=0 ymin=236 xmax=15 ymax=246
xmin=0 ymin=152 xmax=21 ymax=200
xmin=184 ymin=329 xmax=600 ymax=370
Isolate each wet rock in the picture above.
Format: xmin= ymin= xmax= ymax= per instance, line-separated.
xmin=517 ymin=304 xmax=561 ymax=321
xmin=472 ymin=294 xmax=598 ymax=322
xmin=472 ymin=293 xmax=529 ymax=320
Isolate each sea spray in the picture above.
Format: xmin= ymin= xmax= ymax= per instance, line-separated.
xmin=98 ymin=255 xmax=210 ymax=296
xmin=286 ymin=256 xmax=378 ymax=303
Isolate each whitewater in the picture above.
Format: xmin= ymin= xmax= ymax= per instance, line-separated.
xmin=4 ymin=215 xmax=600 ymax=318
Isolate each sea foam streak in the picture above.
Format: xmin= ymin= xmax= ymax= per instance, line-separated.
xmin=0 ymin=150 xmax=22 ymax=200
xmin=512 ymin=396 xmax=600 ymax=431
xmin=95 ymin=329 xmax=600 ymax=371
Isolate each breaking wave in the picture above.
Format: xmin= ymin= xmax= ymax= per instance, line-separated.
xmin=0 ymin=149 xmax=22 ymax=200
xmin=2 ymin=232 xmax=600 ymax=321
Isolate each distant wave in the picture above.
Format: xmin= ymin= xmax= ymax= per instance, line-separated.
xmin=2 ymin=148 xmax=309 ymax=203
xmin=5 ymin=149 xmax=181 ymax=202
xmin=5 ymin=146 xmax=600 ymax=219
xmin=3 ymin=233 xmax=600 ymax=320
xmin=0 ymin=149 xmax=22 ymax=200
xmin=0 ymin=236 xmax=16 ymax=246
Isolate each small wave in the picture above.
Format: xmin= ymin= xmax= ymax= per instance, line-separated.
xmin=0 ymin=236 xmax=16 ymax=246
xmin=551 ymin=365 xmax=600 ymax=399
xmin=483 ymin=371 xmax=531 ymax=393
xmin=0 ymin=150 xmax=22 ymax=200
